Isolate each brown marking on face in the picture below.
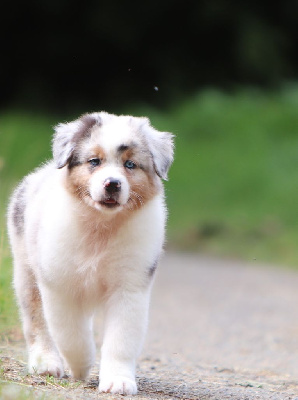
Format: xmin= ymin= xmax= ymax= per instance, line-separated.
xmin=127 ymin=170 xmax=158 ymax=209
xmin=65 ymin=163 xmax=91 ymax=203
xmin=124 ymin=166 xmax=160 ymax=212
xmin=121 ymin=147 xmax=137 ymax=163
xmin=89 ymin=145 xmax=106 ymax=165
xmin=66 ymin=145 xmax=107 ymax=201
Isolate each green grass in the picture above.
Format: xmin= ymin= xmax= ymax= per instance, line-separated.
xmin=0 ymin=355 xmax=81 ymax=399
xmin=2 ymin=87 xmax=298 ymax=330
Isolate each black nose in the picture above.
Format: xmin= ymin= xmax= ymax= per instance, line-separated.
xmin=104 ymin=178 xmax=121 ymax=193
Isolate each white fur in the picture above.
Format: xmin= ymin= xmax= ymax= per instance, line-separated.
xmin=7 ymin=113 xmax=174 ymax=395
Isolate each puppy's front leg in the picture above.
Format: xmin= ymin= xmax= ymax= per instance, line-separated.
xmin=41 ymin=286 xmax=96 ymax=380
xmin=99 ymin=289 xmax=151 ymax=395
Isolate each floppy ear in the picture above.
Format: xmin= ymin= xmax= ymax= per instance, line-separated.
xmin=140 ymin=118 xmax=174 ymax=180
xmin=52 ymin=120 xmax=80 ymax=169
xmin=52 ymin=114 xmax=101 ymax=169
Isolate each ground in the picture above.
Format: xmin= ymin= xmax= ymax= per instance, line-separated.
xmin=2 ymin=252 xmax=298 ymax=399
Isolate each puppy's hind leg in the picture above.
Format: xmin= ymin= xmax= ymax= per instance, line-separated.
xmin=14 ymin=261 xmax=64 ymax=378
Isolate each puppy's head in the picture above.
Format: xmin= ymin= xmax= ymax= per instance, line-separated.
xmin=52 ymin=112 xmax=174 ymax=213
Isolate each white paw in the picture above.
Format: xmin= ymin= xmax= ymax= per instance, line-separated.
xmin=99 ymin=376 xmax=137 ymax=395
xmin=28 ymin=351 xmax=64 ymax=378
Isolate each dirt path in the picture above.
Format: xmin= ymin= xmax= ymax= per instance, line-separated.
xmin=2 ymin=252 xmax=298 ymax=399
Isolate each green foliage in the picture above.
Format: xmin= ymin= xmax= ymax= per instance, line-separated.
xmin=1 ymin=87 xmax=298 ymax=334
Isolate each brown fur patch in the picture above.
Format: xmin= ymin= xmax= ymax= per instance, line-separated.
xmin=125 ymin=169 xmax=160 ymax=212
xmin=89 ymin=145 xmax=106 ymax=164
xmin=66 ymin=163 xmax=91 ymax=202
xmin=121 ymin=147 xmax=137 ymax=163
xmin=20 ymin=269 xmax=48 ymax=347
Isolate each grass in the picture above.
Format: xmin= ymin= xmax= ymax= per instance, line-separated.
xmin=0 ymin=376 xmax=76 ymax=400
xmin=0 ymin=354 xmax=93 ymax=399
xmin=1 ymin=86 xmax=298 ymax=331
xmin=0 ymin=385 xmax=48 ymax=400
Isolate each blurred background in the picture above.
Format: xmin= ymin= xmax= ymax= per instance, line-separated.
xmin=1 ymin=0 xmax=298 ymax=329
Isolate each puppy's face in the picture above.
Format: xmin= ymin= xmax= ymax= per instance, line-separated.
xmin=52 ymin=113 xmax=174 ymax=213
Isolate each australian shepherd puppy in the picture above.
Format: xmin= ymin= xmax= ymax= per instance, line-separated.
xmin=7 ymin=112 xmax=174 ymax=395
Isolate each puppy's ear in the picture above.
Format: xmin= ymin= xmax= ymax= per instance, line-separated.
xmin=52 ymin=114 xmax=101 ymax=169
xmin=140 ymin=118 xmax=174 ymax=180
xmin=52 ymin=120 xmax=80 ymax=169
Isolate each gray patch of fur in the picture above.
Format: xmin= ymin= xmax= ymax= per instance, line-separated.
xmin=148 ymin=259 xmax=158 ymax=278
xmin=12 ymin=180 xmax=27 ymax=235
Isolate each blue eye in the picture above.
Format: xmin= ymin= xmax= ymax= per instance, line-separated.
xmin=124 ymin=160 xmax=136 ymax=169
xmin=89 ymin=158 xmax=101 ymax=167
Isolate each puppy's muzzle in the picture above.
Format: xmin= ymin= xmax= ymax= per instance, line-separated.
xmin=104 ymin=178 xmax=121 ymax=194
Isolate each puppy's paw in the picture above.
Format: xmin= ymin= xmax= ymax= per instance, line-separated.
xmin=28 ymin=351 xmax=64 ymax=378
xmin=99 ymin=376 xmax=137 ymax=395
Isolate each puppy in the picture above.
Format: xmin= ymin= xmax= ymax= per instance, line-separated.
xmin=7 ymin=112 xmax=174 ymax=395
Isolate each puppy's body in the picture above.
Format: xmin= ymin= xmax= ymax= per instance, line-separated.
xmin=7 ymin=113 xmax=174 ymax=395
